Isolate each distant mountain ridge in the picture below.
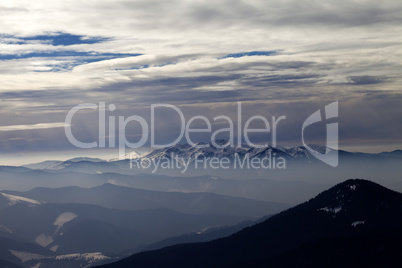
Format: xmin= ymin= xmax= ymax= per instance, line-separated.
xmin=114 ymin=141 xmax=344 ymax=167
xmin=116 ymin=141 xmax=402 ymax=163
xmin=3 ymin=183 xmax=288 ymax=218
xmin=23 ymin=142 xmax=402 ymax=174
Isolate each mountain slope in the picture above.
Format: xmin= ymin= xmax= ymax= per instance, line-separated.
xmin=0 ymin=235 xmax=116 ymax=268
xmin=0 ymin=236 xmax=55 ymax=267
xmin=136 ymin=219 xmax=254 ymax=253
xmin=98 ymin=179 xmax=402 ymax=267
xmin=0 ymin=202 xmax=245 ymax=255
xmin=4 ymin=184 xmax=289 ymax=218
xmin=0 ymin=259 xmax=22 ymax=268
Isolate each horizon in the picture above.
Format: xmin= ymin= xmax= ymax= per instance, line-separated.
xmin=2 ymin=142 xmax=401 ymax=167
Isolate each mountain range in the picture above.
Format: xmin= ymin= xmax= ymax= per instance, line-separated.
xmin=97 ymin=179 xmax=402 ymax=267
xmin=1 ymin=178 xmax=402 ymax=267
xmin=0 ymin=142 xmax=401 ymax=267
xmin=0 ymin=165 xmax=331 ymax=205
xmin=23 ymin=142 xmax=402 ymax=173
xmin=19 ymin=143 xmax=402 ymax=188
xmin=0 ymin=188 xmax=263 ymax=251
xmin=3 ymin=183 xmax=288 ymax=218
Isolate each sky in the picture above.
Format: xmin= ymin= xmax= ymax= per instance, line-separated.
xmin=0 ymin=0 xmax=401 ymax=165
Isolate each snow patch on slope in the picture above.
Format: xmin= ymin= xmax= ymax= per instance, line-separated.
xmin=0 ymin=225 xmax=12 ymax=234
xmin=35 ymin=234 xmax=54 ymax=247
xmin=53 ymin=212 xmax=78 ymax=227
xmin=10 ymin=250 xmax=44 ymax=263
xmin=317 ymin=206 xmax=342 ymax=214
xmin=34 ymin=213 xmax=77 ymax=248
xmin=351 ymin=220 xmax=365 ymax=227
xmin=11 ymin=250 xmax=110 ymax=266
xmin=55 ymin=252 xmax=110 ymax=262
xmin=0 ymin=193 xmax=40 ymax=206
xmin=50 ymin=245 xmax=59 ymax=252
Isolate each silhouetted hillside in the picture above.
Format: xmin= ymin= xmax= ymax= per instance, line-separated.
xmin=98 ymin=179 xmax=402 ymax=267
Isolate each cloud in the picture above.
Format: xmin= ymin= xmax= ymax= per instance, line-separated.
xmin=0 ymin=33 xmax=141 ymax=72
xmin=0 ymin=0 xmax=401 ymax=153
xmin=0 ymin=122 xmax=68 ymax=132
xmin=348 ymin=75 xmax=386 ymax=85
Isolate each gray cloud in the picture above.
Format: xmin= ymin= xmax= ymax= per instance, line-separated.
xmin=348 ymin=75 xmax=386 ymax=85
xmin=0 ymin=0 xmax=401 ymax=155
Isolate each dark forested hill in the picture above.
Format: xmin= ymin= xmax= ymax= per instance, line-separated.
xmin=98 ymin=179 xmax=402 ymax=268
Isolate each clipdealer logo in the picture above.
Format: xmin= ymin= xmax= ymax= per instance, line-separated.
xmin=302 ymin=101 xmax=338 ymax=167
xmin=65 ymin=101 xmax=339 ymax=167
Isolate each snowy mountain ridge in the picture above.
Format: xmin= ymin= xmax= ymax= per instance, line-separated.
xmin=127 ymin=141 xmax=330 ymax=165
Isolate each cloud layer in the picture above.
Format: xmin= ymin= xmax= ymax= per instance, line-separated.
xmin=0 ymin=0 xmax=401 ymax=154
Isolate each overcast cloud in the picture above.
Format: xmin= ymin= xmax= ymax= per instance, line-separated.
xmin=0 ymin=0 xmax=401 ymax=157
